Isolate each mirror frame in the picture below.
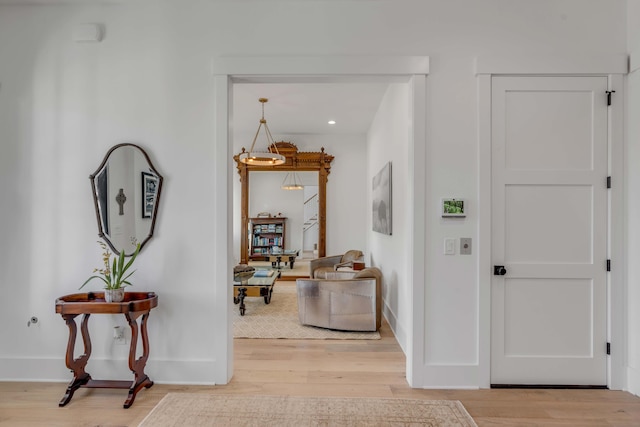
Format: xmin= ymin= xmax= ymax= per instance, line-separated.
xmin=234 ymin=141 xmax=334 ymax=264
xmin=89 ymin=143 xmax=164 ymax=256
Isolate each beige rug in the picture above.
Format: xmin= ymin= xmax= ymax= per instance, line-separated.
xmin=138 ymin=394 xmax=477 ymax=427
xmin=234 ymin=285 xmax=381 ymax=339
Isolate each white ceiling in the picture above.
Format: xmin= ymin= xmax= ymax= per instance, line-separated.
xmin=232 ymin=83 xmax=389 ymax=136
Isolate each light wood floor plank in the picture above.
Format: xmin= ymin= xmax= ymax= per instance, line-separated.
xmin=1 ymin=318 xmax=639 ymax=426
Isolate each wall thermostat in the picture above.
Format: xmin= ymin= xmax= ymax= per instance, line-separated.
xmin=442 ymin=198 xmax=465 ymax=218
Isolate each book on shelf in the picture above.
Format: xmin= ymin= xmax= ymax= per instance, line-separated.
xmin=253 ymin=270 xmax=274 ymax=277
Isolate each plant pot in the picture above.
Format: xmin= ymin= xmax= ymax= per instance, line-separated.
xmin=105 ymin=288 xmax=125 ymax=303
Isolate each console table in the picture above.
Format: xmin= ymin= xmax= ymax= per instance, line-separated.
xmin=55 ymin=291 xmax=158 ymax=408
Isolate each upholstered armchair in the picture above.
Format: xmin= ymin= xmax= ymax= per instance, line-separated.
xmin=309 ymin=249 xmax=364 ymax=279
xmin=296 ymin=267 xmax=382 ymax=332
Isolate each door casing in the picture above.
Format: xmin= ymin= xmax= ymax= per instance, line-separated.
xmin=477 ymin=55 xmax=627 ymax=389
xmin=212 ymin=56 xmax=429 ymax=386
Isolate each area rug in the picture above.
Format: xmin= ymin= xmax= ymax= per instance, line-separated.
xmin=234 ymin=285 xmax=381 ymax=339
xmin=138 ymin=394 xmax=477 ymax=427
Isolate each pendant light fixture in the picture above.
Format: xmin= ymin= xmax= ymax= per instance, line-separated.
xmin=281 ymin=171 xmax=304 ymax=190
xmin=238 ymin=98 xmax=286 ymax=166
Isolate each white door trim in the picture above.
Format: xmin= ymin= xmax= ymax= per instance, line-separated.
xmin=477 ymin=55 xmax=627 ymax=389
xmin=476 ymin=54 xmax=628 ymax=75
xmin=212 ymin=55 xmax=429 ymax=386
xmin=631 ymin=52 xmax=640 ymax=73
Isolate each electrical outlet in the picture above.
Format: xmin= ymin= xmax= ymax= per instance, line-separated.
xmin=113 ymin=326 xmax=127 ymax=345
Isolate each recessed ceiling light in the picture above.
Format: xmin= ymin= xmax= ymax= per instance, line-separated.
xmin=328 ymin=120 xmax=336 ymax=125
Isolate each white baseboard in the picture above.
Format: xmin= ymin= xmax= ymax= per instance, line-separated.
xmin=0 ymin=357 xmax=217 ymax=385
xmin=627 ymin=365 xmax=640 ymax=397
xmin=383 ymin=303 xmax=408 ymax=355
xmin=631 ymin=52 xmax=639 ymax=73
xmin=420 ymin=364 xmax=481 ymax=389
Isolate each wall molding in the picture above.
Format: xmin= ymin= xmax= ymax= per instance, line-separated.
xmin=631 ymin=52 xmax=639 ymax=73
xmin=628 ymin=366 xmax=640 ymax=397
xmin=383 ymin=303 xmax=408 ymax=356
xmin=475 ymin=54 xmax=628 ymax=75
xmin=420 ymin=364 xmax=480 ymax=389
xmin=213 ymin=55 xmax=429 ymax=387
xmin=213 ymin=55 xmax=430 ymax=77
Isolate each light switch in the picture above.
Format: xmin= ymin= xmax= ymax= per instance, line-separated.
xmin=460 ymin=238 xmax=472 ymax=255
xmin=444 ymin=238 xmax=455 ymax=255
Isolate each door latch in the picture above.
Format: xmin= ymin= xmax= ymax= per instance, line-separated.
xmin=494 ymin=265 xmax=507 ymax=276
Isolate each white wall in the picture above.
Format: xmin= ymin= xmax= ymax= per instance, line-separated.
xmin=367 ymin=84 xmax=411 ymax=352
xmin=626 ymin=0 xmax=640 ymax=396
xmin=0 ymin=0 xmax=629 ymax=387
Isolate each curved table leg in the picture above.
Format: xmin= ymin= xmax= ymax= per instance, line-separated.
xmin=235 ymin=287 xmax=247 ymax=316
xmin=123 ymin=311 xmax=154 ymax=408
xmin=59 ymin=313 xmax=92 ymax=407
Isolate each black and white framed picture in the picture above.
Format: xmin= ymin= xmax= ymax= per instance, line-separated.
xmin=141 ymin=171 xmax=158 ymax=219
xmin=372 ymin=162 xmax=392 ymax=235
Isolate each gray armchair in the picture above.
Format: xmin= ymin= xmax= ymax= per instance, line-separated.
xmin=296 ymin=267 xmax=382 ymax=332
xmin=309 ymin=249 xmax=364 ymax=279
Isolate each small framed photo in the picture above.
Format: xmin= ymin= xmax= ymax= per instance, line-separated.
xmin=141 ymin=171 xmax=158 ymax=219
xmin=442 ymin=198 xmax=465 ymax=218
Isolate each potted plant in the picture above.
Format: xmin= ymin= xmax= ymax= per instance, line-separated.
xmin=80 ymin=240 xmax=141 ymax=302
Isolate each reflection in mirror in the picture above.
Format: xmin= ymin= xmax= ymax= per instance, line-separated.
xmin=90 ymin=143 xmax=164 ymax=256
xmin=234 ymin=142 xmax=333 ymax=264
xmin=249 ymin=171 xmax=318 ymax=256
xmin=302 ymin=183 xmax=319 ymax=254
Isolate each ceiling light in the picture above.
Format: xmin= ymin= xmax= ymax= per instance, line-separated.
xmin=238 ymin=98 xmax=286 ymax=166
xmin=281 ymin=172 xmax=304 ymax=190
xmin=328 ymin=120 xmax=336 ymax=125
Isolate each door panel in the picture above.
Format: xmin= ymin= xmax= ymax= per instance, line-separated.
xmin=491 ymin=76 xmax=608 ymax=386
xmin=505 ymin=91 xmax=595 ymax=171
xmin=503 ymin=278 xmax=593 ymax=357
xmin=505 ymin=185 xmax=592 ymax=264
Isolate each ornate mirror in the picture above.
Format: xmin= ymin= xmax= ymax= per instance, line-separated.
xmin=234 ymin=142 xmax=334 ymax=264
xmin=90 ymin=143 xmax=164 ymax=256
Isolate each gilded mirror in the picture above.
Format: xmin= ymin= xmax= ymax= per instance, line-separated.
xmin=90 ymin=143 xmax=164 ymax=256
xmin=234 ymin=141 xmax=333 ymax=264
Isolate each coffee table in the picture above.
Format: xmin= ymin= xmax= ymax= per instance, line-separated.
xmin=233 ymin=269 xmax=280 ymax=316
xmin=269 ymin=249 xmax=300 ymax=269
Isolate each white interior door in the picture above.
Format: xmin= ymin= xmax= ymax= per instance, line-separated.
xmin=491 ymin=76 xmax=608 ymax=386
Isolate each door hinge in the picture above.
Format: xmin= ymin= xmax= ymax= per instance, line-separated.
xmin=607 ymin=342 xmax=611 ymax=355
xmin=607 ymin=176 xmax=611 ymax=189
xmin=607 ymin=260 xmax=611 ymax=271
xmin=606 ymin=90 xmax=616 ymax=106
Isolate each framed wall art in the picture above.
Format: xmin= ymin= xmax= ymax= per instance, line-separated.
xmin=372 ymin=162 xmax=392 ymax=235
xmin=141 ymin=171 xmax=158 ymax=219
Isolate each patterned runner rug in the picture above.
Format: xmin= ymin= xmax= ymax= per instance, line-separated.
xmin=138 ymin=394 xmax=477 ymax=427
xmin=234 ymin=285 xmax=381 ymax=339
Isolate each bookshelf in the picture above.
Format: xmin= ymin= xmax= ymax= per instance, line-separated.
xmin=249 ymin=217 xmax=286 ymax=260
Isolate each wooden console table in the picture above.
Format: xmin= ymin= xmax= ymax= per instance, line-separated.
xmin=55 ymin=291 xmax=158 ymax=408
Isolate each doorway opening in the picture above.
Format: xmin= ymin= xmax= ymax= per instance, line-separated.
xmin=212 ymin=56 xmax=429 ymax=386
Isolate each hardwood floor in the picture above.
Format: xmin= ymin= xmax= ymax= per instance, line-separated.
xmin=1 ymin=319 xmax=639 ymax=425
